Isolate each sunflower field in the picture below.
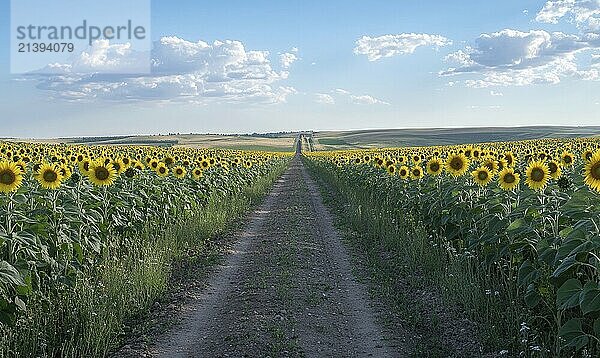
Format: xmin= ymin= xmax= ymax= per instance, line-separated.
xmin=305 ymin=137 xmax=600 ymax=356
xmin=0 ymin=141 xmax=289 ymax=356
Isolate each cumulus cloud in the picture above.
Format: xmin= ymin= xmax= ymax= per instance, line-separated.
xmin=29 ymin=37 xmax=297 ymax=104
xmin=490 ymin=90 xmax=504 ymax=96
xmin=334 ymin=88 xmax=350 ymax=94
xmin=279 ymin=52 xmax=298 ymax=69
xmin=315 ymin=93 xmax=335 ymax=104
xmin=354 ymin=33 xmax=452 ymax=61
xmin=535 ymin=0 xmax=600 ymax=30
xmin=350 ymin=94 xmax=390 ymax=105
xmin=441 ymin=29 xmax=600 ymax=87
xmin=315 ymin=88 xmax=389 ymax=105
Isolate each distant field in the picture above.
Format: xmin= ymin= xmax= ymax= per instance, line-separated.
xmin=313 ymin=126 xmax=600 ymax=150
xmin=7 ymin=134 xmax=297 ymax=152
xmin=6 ymin=126 xmax=600 ymax=151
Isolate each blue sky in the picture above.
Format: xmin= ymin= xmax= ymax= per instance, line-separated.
xmin=1 ymin=0 xmax=600 ymax=138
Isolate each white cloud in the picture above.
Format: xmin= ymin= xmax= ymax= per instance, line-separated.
xmin=29 ymin=37 xmax=297 ymax=104
xmin=36 ymin=40 xmax=148 ymax=74
xmin=490 ymin=90 xmax=504 ymax=96
xmin=468 ymin=105 xmax=502 ymax=110
xmin=536 ymin=0 xmax=600 ymax=30
xmin=315 ymin=93 xmax=335 ymax=104
xmin=354 ymin=33 xmax=452 ymax=61
xmin=324 ymin=88 xmax=389 ymax=105
xmin=350 ymin=94 xmax=390 ymax=105
xmin=441 ymin=29 xmax=600 ymax=87
xmin=279 ymin=52 xmax=298 ymax=69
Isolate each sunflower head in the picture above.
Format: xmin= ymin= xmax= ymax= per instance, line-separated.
xmin=111 ymin=159 xmax=126 ymax=175
xmin=87 ymin=161 xmax=117 ymax=187
xmin=498 ymin=168 xmax=520 ymax=191
xmin=36 ymin=163 xmax=63 ymax=190
xmin=173 ymin=166 xmax=187 ymax=179
xmin=398 ymin=166 xmax=409 ymax=179
xmin=410 ymin=166 xmax=424 ymax=180
xmin=156 ymin=163 xmax=169 ymax=177
xmin=525 ymin=160 xmax=550 ymax=192
xmin=548 ymin=160 xmax=562 ymax=179
xmin=124 ymin=167 xmax=137 ymax=179
xmin=584 ymin=150 xmax=600 ymax=192
xmin=192 ymin=168 xmax=203 ymax=180
xmin=426 ymin=158 xmax=443 ymax=176
xmin=561 ymin=151 xmax=575 ymax=167
xmin=472 ymin=166 xmax=492 ymax=187
xmin=0 ymin=160 xmax=23 ymax=193
xmin=446 ymin=153 xmax=470 ymax=177
xmin=386 ymin=164 xmax=396 ymax=175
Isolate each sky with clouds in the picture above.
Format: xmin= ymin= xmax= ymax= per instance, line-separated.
xmin=1 ymin=0 xmax=600 ymax=138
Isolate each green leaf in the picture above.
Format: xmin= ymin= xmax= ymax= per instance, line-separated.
xmin=507 ymin=218 xmax=524 ymax=231
xmin=557 ymin=278 xmax=583 ymax=309
xmin=518 ymin=260 xmax=539 ymax=287
xmin=13 ymin=296 xmax=26 ymax=312
xmin=559 ymin=318 xmax=589 ymax=350
xmin=0 ymin=261 xmax=25 ymax=287
xmin=594 ymin=319 xmax=600 ymax=337
xmin=525 ymin=283 xmax=541 ymax=308
xmin=552 ymin=256 xmax=578 ymax=280
xmin=580 ymin=284 xmax=600 ymax=315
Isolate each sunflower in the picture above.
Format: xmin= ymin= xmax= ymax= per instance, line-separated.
xmin=192 ymin=167 xmax=203 ymax=180
xmin=156 ymin=163 xmax=169 ymax=177
xmin=58 ymin=164 xmax=72 ymax=180
xmin=548 ymin=160 xmax=562 ymax=179
xmin=173 ymin=166 xmax=187 ymax=179
xmin=412 ymin=155 xmax=421 ymax=165
xmin=200 ymin=159 xmax=210 ymax=170
xmin=78 ymin=159 xmax=92 ymax=175
xmin=482 ymin=157 xmax=498 ymax=174
xmin=36 ymin=163 xmax=63 ymax=190
xmin=525 ymin=160 xmax=550 ymax=191
xmin=446 ymin=153 xmax=470 ymax=177
xmin=149 ymin=159 xmax=160 ymax=171
xmin=164 ymin=156 xmax=175 ymax=167
xmin=111 ymin=158 xmax=126 ymax=175
xmin=0 ymin=161 xmax=23 ymax=193
xmin=133 ymin=161 xmax=145 ymax=171
xmin=583 ymin=151 xmax=600 ymax=192
xmin=426 ymin=158 xmax=443 ymax=176
xmin=582 ymin=149 xmax=594 ymax=162
xmin=498 ymin=168 xmax=520 ymax=191
xmin=471 ymin=166 xmax=492 ymax=187
xmin=87 ymin=161 xmax=117 ymax=186
xmin=386 ymin=164 xmax=396 ymax=175
xmin=398 ymin=166 xmax=409 ymax=179
xmin=561 ymin=151 xmax=575 ymax=168
xmin=410 ymin=166 xmax=424 ymax=180
xmin=124 ymin=167 xmax=137 ymax=179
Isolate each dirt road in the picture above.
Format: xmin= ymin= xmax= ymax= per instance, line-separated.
xmin=148 ymin=157 xmax=400 ymax=357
